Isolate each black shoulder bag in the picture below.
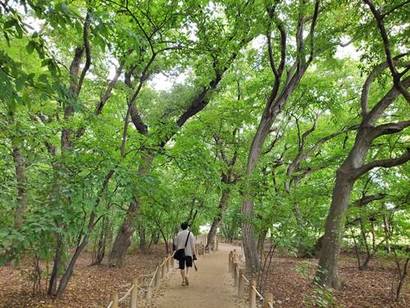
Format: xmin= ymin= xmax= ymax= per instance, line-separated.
xmin=173 ymin=231 xmax=190 ymax=260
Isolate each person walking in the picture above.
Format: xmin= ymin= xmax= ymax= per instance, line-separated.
xmin=173 ymin=222 xmax=197 ymax=286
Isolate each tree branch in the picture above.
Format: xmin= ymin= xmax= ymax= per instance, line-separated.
xmin=265 ymin=16 xmax=287 ymax=110
xmin=365 ymin=77 xmax=410 ymax=124
xmin=95 ymin=63 xmax=123 ymax=115
xmin=175 ymin=45 xmax=242 ymax=130
xmin=361 ymin=53 xmax=409 ymax=118
xmin=307 ymin=0 xmax=320 ymax=63
xmin=371 ymin=120 xmax=410 ymax=140
xmin=288 ymin=123 xmax=358 ymax=178
xmin=354 ymin=193 xmax=386 ymax=207
xmin=355 ymin=148 xmax=410 ymax=178
xmin=363 ymin=0 xmax=410 ymax=102
xmin=301 ymin=115 xmax=317 ymax=148
xmin=77 ymin=10 xmax=92 ymax=95
xmin=295 ymin=1 xmax=306 ymax=68
xmin=381 ymin=0 xmax=410 ymax=18
xmin=262 ymin=130 xmax=282 ymax=155
xmin=213 ymin=134 xmax=229 ymax=165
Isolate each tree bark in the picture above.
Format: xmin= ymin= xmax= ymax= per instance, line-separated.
xmin=316 ymin=126 xmax=372 ymax=288
xmin=316 ymin=171 xmax=354 ymax=288
xmin=240 ymin=0 xmax=320 ymax=273
xmin=91 ymin=216 xmax=109 ymax=265
xmin=207 ymin=188 xmax=230 ymax=250
xmin=55 ymin=234 xmax=89 ymax=296
xmin=47 ymin=233 xmax=64 ymax=296
xmin=109 ymin=199 xmax=140 ymax=266
xmin=51 ymin=168 xmax=114 ymax=296
xmin=316 ymin=69 xmax=410 ymax=287
xmin=109 ymin=151 xmax=153 ymax=265
xmin=138 ymin=224 xmax=147 ymax=252
xmin=242 ymin=115 xmax=274 ymax=273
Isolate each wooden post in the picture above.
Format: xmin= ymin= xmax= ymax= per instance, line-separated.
xmin=147 ymin=284 xmax=152 ymax=305
xmin=228 ymin=251 xmax=233 ymax=272
xmin=154 ymin=267 xmax=160 ymax=287
xmin=263 ymin=292 xmax=274 ymax=308
xmin=131 ymin=279 xmax=138 ymax=308
xmin=249 ymin=280 xmax=256 ymax=308
xmin=112 ymin=293 xmax=119 ymax=308
xmin=238 ymin=269 xmax=244 ymax=297
xmin=233 ymin=262 xmax=238 ymax=287
xmin=161 ymin=260 xmax=166 ymax=278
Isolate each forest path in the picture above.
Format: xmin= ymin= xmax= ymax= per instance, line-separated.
xmin=153 ymin=243 xmax=244 ymax=308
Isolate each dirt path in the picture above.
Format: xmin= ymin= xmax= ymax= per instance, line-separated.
xmin=153 ymin=243 xmax=244 ymax=308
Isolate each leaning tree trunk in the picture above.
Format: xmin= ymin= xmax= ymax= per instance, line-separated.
xmin=315 ymin=124 xmax=373 ymax=288
xmin=241 ymin=118 xmax=272 ymax=274
xmin=207 ymin=188 xmax=230 ymax=250
xmin=109 ymin=153 xmax=153 ymax=266
xmin=109 ymin=199 xmax=140 ymax=266
xmin=56 ymin=234 xmax=90 ymax=296
xmin=91 ymin=216 xmax=110 ymax=265
xmin=48 ymin=233 xmax=64 ymax=296
xmin=240 ymin=34 xmax=312 ymax=273
xmin=316 ymin=171 xmax=354 ymax=289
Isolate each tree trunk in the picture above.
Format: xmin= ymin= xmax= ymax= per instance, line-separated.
xmin=109 ymin=199 xmax=139 ymax=266
xmin=56 ymin=234 xmax=89 ymax=297
xmin=316 ymin=171 xmax=354 ymax=289
xmin=257 ymin=228 xmax=268 ymax=259
xmin=358 ymin=217 xmax=371 ymax=270
xmin=316 ymin=127 xmax=373 ymax=288
xmin=109 ymin=153 xmax=153 ymax=266
xmin=242 ymin=197 xmax=262 ymax=274
xmin=48 ymin=233 xmax=64 ymax=296
xmin=152 ymin=231 xmax=160 ymax=245
xmin=138 ymin=224 xmax=146 ymax=252
xmin=242 ymin=117 xmax=273 ymax=274
xmin=241 ymin=52 xmax=310 ymax=273
xmin=157 ymin=227 xmax=169 ymax=254
xmin=91 ymin=216 xmax=109 ymax=265
xmin=207 ymin=188 xmax=230 ymax=250
xmin=292 ymin=203 xmax=311 ymax=257
xmin=12 ymin=146 xmax=27 ymax=229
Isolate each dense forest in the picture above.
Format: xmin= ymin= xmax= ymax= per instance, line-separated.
xmin=0 ymin=0 xmax=409 ymax=306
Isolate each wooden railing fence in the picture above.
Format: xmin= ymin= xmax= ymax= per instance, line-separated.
xmin=228 ymin=249 xmax=273 ymax=308
xmin=106 ymin=236 xmax=218 ymax=307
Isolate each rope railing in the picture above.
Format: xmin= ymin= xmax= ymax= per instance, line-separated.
xmin=105 ymin=236 xmax=219 ymax=308
xmin=228 ymin=249 xmax=274 ymax=308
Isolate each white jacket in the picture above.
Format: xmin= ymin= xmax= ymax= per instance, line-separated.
xmin=174 ymin=229 xmax=196 ymax=257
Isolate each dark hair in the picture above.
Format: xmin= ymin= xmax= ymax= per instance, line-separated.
xmin=180 ymin=222 xmax=189 ymax=230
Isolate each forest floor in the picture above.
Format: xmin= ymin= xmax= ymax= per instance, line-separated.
xmin=263 ymin=253 xmax=409 ymax=307
xmin=0 ymin=245 xmax=167 ymax=307
xmin=1 ymin=243 xmax=409 ymax=307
